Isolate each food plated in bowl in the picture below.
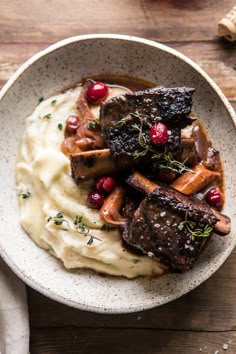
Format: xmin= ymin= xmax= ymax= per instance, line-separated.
xmin=16 ymin=77 xmax=230 ymax=277
xmin=1 ymin=34 xmax=236 ymax=312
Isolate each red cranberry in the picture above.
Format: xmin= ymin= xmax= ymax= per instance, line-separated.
xmin=205 ymin=187 xmax=223 ymax=209
xmin=96 ymin=176 xmax=116 ymax=193
xmin=66 ymin=115 xmax=79 ymax=134
xmin=86 ymin=82 xmax=108 ymax=104
xmin=149 ymin=122 xmax=169 ymax=145
xmin=87 ymin=191 xmax=105 ymax=208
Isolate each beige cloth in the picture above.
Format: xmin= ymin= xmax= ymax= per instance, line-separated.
xmin=0 ymin=258 xmax=29 ymax=354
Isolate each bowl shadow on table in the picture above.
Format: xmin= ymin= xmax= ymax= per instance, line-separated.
xmin=28 ymin=248 xmax=236 ymax=353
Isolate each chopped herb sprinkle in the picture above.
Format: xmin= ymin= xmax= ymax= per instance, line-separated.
xmin=40 ymin=113 xmax=51 ymax=119
xmin=87 ymin=120 xmax=100 ymax=130
xmin=212 ymin=148 xmax=219 ymax=155
xmin=51 ymin=99 xmax=57 ymax=105
xmin=58 ymin=123 xmax=63 ymax=130
xmin=21 ymin=191 xmax=31 ymax=199
xmin=132 ymin=259 xmax=140 ymax=264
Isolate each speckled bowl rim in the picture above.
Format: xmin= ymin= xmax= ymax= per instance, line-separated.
xmin=0 ymin=34 xmax=236 ymax=313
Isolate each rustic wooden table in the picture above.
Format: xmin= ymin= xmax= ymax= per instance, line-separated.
xmin=1 ymin=1 xmax=236 ymax=353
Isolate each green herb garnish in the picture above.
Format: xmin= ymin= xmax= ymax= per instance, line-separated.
xmin=57 ymin=123 xmax=63 ymax=130
xmin=47 ymin=213 xmax=101 ymax=245
xmin=51 ymin=99 xmax=57 ymax=105
xmin=119 ymin=111 xmax=152 ymax=159
xmin=178 ymin=214 xmax=213 ymax=241
xmin=74 ymin=215 xmax=102 ymax=245
xmin=87 ymin=119 xmax=100 ymax=130
xmin=47 ymin=212 xmax=69 ymax=227
xmin=117 ymin=111 xmax=195 ymax=175
xmin=132 ymin=259 xmax=140 ymax=264
xmin=21 ymin=191 xmax=31 ymax=199
xmin=87 ymin=236 xmax=94 ymax=246
xmin=117 ymin=114 xmax=133 ymax=128
xmin=153 ymin=152 xmax=194 ymax=174
xmin=74 ymin=215 xmax=83 ymax=225
xmin=40 ymin=113 xmax=51 ymax=119
xmin=212 ymin=148 xmax=219 ymax=155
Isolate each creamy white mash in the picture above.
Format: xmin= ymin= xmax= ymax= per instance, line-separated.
xmin=16 ymin=85 xmax=165 ymax=278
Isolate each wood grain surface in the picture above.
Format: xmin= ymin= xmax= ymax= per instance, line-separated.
xmin=1 ymin=0 xmax=236 ymax=353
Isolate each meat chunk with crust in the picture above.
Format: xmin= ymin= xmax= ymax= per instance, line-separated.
xmin=100 ymin=86 xmax=195 ymax=166
xmin=122 ymin=185 xmax=218 ymax=272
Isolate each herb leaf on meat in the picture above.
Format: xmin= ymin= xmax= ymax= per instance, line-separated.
xmin=117 ymin=111 xmax=194 ymax=174
xmin=178 ymin=213 xmax=213 ymax=241
xmin=152 ymin=152 xmax=195 ymax=174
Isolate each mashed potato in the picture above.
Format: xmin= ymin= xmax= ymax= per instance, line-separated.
xmin=16 ymin=85 xmax=165 ymax=278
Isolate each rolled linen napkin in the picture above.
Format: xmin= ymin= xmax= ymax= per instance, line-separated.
xmin=218 ymin=5 xmax=236 ymax=41
xmin=0 ymin=258 xmax=29 ymax=354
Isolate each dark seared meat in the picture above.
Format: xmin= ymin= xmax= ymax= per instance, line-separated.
xmin=121 ymin=188 xmax=143 ymax=220
xmin=151 ymin=186 xmax=217 ymax=226
xmin=100 ymin=86 xmax=195 ymax=129
xmin=122 ymin=186 xmax=218 ymax=272
xmin=100 ymin=86 xmax=195 ymax=168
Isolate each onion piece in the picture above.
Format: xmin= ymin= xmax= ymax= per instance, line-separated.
xmin=100 ymin=186 xmax=127 ymax=225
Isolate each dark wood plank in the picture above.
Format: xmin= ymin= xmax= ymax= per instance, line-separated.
xmin=0 ymin=44 xmax=46 ymax=88
xmin=0 ymin=40 xmax=236 ymax=100
xmin=173 ymin=39 xmax=236 ymax=101
xmin=30 ymin=327 xmax=236 ymax=354
xmin=0 ymin=0 xmax=235 ymax=43
xmin=28 ymin=248 xmax=236 ymax=332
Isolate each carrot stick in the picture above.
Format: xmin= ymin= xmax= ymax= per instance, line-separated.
xmin=170 ymin=165 xmax=220 ymax=195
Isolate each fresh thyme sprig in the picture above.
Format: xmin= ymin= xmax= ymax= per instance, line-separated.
xmin=73 ymin=215 xmax=102 ymax=245
xmin=47 ymin=212 xmax=70 ymax=230
xmin=116 ymin=112 xmax=137 ymax=128
xmin=47 ymin=212 xmax=101 ymax=245
xmin=178 ymin=214 xmax=213 ymax=241
xmin=118 ymin=111 xmax=153 ymax=159
xmin=117 ymin=110 xmax=195 ymax=174
xmin=153 ymin=152 xmax=195 ymax=174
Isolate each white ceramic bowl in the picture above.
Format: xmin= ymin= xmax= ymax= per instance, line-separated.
xmin=0 ymin=34 xmax=236 ymax=313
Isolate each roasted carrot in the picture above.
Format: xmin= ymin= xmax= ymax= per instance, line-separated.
xmin=170 ymin=164 xmax=220 ymax=195
xmin=100 ymin=186 xmax=127 ymax=225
